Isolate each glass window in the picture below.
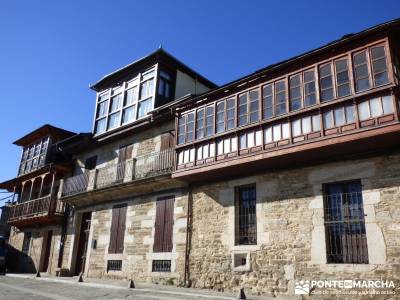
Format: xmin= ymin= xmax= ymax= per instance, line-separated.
xmin=323 ymin=111 xmax=334 ymax=129
xmin=217 ymin=140 xmax=224 ymax=154
xmin=138 ymin=98 xmax=152 ymax=118
xmin=289 ymin=74 xmax=302 ymax=111
xmin=249 ymin=89 xmax=260 ymax=123
xmin=353 ymin=51 xmax=371 ymax=92
xmin=303 ymin=70 xmax=316 ymax=107
xmin=122 ymin=106 xmax=135 ymax=124
xmin=108 ymin=112 xmax=121 ymax=129
xmin=216 ymin=101 xmax=225 ymax=133
xmin=205 ymin=105 xmax=214 ymax=136
xmin=178 ymin=115 xmax=186 ymax=144
xmin=275 ymin=80 xmax=287 ymax=115
xmin=140 ymin=78 xmax=154 ymax=99
xmin=319 ymin=63 xmax=334 ymax=102
xmin=292 ymin=119 xmax=301 ymax=136
xmin=197 ymin=147 xmax=203 ymax=160
xmin=264 ymin=127 xmax=272 ymax=143
xmin=247 ymin=132 xmax=255 ymax=148
xmin=371 ymin=46 xmax=389 ymax=86
xmin=226 ymin=98 xmax=235 ymax=130
xmin=186 ymin=113 xmax=194 ymax=142
xmin=235 ymin=185 xmax=257 ymax=245
xmin=97 ymin=100 xmax=109 ymax=118
xmin=239 ymin=134 xmax=246 ymax=149
xmin=345 ymin=105 xmax=356 ymax=123
xmin=125 ymin=87 xmax=138 ymax=106
xmin=312 ymin=115 xmax=321 ymax=131
xmin=302 ymin=116 xmax=312 ymax=134
xmin=196 ymin=108 xmax=205 ymax=138
xmin=358 ymin=101 xmax=370 ymax=121
xmin=370 ymin=98 xmax=383 ymax=117
xmin=224 ymin=138 xmax=231 ymax=153
xmin=335 ymin=59 xmax=351 ymax=97
xmin=334 ymin=107 xmax=345 ymax=126
xmin=282 ymin=123 xmax=290 ymax=139
xmin=110 ymin=94 xmax=122 ymax=112
xmin=95 ymin=118 xmax=107 ymax=135
xmin=382 ymin=95 xmax=394 ymax=114
xmin=262 ymin=84 xmax=273 ymax=119
xmin=238 ymin=93 xmax=248 ymax=126
xmin=273 ymin=124 xmax=281 ymax=141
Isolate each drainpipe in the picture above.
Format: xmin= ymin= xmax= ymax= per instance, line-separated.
xmin=57 ymin=204 xmax=70 ymax=272
xmin=183 ymin=184 xmax=193 ymax=287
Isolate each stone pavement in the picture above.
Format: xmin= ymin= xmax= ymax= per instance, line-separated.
xmin=0 ymin=273 xmax=301 ymax=300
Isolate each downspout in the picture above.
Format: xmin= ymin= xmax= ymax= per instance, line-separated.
xmin=57 ymin=204 xmax=70 ymax=271
xmin=183 ymin=184 xmax=193 ymax=287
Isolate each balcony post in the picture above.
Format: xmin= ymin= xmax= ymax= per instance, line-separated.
xmin=87 ymin=169 xmax=98 ymax=191
xmin=57 ymin=179 xmax=64 ymax=199
xmin=132 ymin=158 xmax=137 ymax=180
xmin=39 ymin=174 xmax=45 ymax=198
xmin=28 ymin=179 xmax=34 ymax=201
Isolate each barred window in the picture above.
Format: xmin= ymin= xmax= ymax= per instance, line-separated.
xmin=235 ymin=185 xmax=257 ymax=245
xmin=152 ymin=260 xmax=171 ymax=272
xmin=107 ymin=260 xmax=122 ymax=272
xmin=323 ymin=180 xmax=368 ymax=264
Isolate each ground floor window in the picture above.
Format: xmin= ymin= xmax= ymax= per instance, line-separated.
xmin=323 ymin=180 xmax=368 ymax=264
xmin=107 ymin=260 xmax=122 ymax=272
xmin=235 ymin=184 xmax=257 ymax=245
xmin=152 ymin=260 xmax=171 ymax=272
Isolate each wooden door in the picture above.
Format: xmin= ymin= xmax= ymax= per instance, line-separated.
xmin=41 ymin=230 xmax=53 ymax=272
xmin=74 ymin=212 xmax=92 ymax=275
xmin=117 ymin=145 xmax=133 ymax=181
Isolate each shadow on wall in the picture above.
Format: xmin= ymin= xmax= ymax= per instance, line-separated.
xmin=6 ymin=244 xmax=36 ymax=274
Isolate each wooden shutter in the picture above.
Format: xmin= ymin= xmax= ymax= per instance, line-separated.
xmin=153 ymin=199 xmax=166 ymax=252
xmin=109 ymin=204 xmax=127 ymax=254
xmin=153 ymin=196 xmax=175 ymax=252
xmin=160 ymin=132 xmax=174 ymax=150
xmin=116 ymin=205 xmax=127 ymax=253
xmin=162 ymin=197 xmax=174 ymax=252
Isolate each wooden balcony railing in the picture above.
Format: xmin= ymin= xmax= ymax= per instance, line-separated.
xmin=7 ymin=195 xmax=65 ymax=223
xmin=61 ymin=149 xmax=175 ymax=197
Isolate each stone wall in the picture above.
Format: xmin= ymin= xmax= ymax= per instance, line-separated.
xmin=7 ymin=225 xmax=63 ymax=274
xmin=66 ymin=189 xmax=188 ymax=284
xmin=188 ymin=153 xmax=400 ymax=298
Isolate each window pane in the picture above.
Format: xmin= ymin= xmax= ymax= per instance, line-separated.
xmin=216 ymin=101 xmax=225 ymax=133
xmin=345 ymin=105 xmax=356 ymax=123
xmin=97 ymin=100 xmax=109 ymax=118
xmin=302 ymin=117 xmax=312 ymax=134
xmin=382 ymin=95 xmax=394 ymax=114
xmin=239 ymin=134 xmax=246 ymax=149
xmin=247 ymin=132 xmax=255 ymax=148
xmin=358 ymin=101 xmax=370 ymax=121
xmin=249 ymin=89 xmax=259 ymax=123
xmin=196 ymin=109 xmax=205 ymax=138
xmin=334 ymin=108 xmax=345 ymax=126
xmin=353 ymin=51 xmax=371 ymax=92
xmin=292 ymin=119 xmax=301 ymax=136
xmin=231 ymin=137 xmax=238 ymax=151
xmin=323 ymin=112 xmax=334 ymax=129
xmin=370 ymin=98 xmax=383 ymax=117
xmin=304 ymin=70 xmax=316 ymax=106
xmin=197 ymin=147 xmax=203 ymax=160
xmin=140 ymin=78 xmax=154 ymax=99
xmin=217 ymin=140 xmax=223 ymax=154
xmin=138 ymin=98 xmax=152 ymax=117
xmin=312 ymin=115 xmax=321 ymax=131
xmin=210 ymin=143 xmax=215 ymax=156
xmin=125 ymin=87 xmax=138 ymax=106
xmin=122 ymin=106 xmax=135 ymax=124
xmin=110 ymin=94 xmax=122 ymax=112
xmin=224 ymin=138 xmax=231 ymax=153
xmin=255 ymin=130 xmax=262 ymax=146
xmin=108 ymin=112 xmax=121 ymax=129
xmin=282 ymin=123 xmax=290 ymax=139
xmin=264 ymin=127 xmax=272 ymax=143
xmin=205 ymin=106 xmax=214 ymax=136
xmin=275 ymin=80 xmax=287 ymax=115
xmin=289 ymin=74 xmax=302 ymax=111
xmin=95 ymin=118 xmax=107 ymax=134
xmin=238 ymin=93 xmax=248 ymax=126
xmin=273 ymin=125 xmax=281 ymax=141
xmin=263 ymin=84 xmax=273 ymax=119
xmin=226 ymin=98 xmax=235 ymax=130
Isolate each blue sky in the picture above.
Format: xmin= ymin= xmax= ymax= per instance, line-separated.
xmin=0 ymin=0 xmax=398 ymax=200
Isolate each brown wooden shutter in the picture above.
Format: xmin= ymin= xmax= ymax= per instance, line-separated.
xmin=153 ymin=199 xmax=166 ymax=252
xmin=162 ymin=196 xmax=175 ymax=252
xmin=115 ymin=204 xmax=127 ymax=253
xmin=153 ymin=196 xmax=175 ymax=252
xmin=160 ymin=132 xmax=174 ymax=150
xmin=109 ymin=204 xmax=127 ymax=254
xmin=109 ymin=207 xmax=119 ymax=254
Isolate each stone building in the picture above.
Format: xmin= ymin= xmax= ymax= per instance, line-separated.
xmin=1 ymin=19 xmax=400 ymax=298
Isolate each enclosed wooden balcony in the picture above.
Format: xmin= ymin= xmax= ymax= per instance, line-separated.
xmin=60 ymin=149 xmax=182 ymax=206
xmin=7 ymin=195 xmax=65 ymax=227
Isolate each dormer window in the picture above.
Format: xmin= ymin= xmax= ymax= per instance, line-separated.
xmin=93 ymin=67 xmax=156 ymax=135
xmin=18 ymin=137 xmax=49 ymax=176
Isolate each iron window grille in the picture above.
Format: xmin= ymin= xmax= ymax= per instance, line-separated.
xmin=323 ymin=180 xmax=368 ymax=264
xmin=235 ymin=185 xmax=257 ymax=245
xmin=107 ymin=260 xmax=122 ymax=272
xmin=152 ymin=260 xmax=171 ymax=272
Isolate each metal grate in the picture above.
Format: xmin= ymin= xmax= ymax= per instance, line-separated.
xmin=107 ymin=260 xmax=122 ymax=272
xmin=323 ymin=181 xmax=368 ymax=264
xmin=152 ymin=260 xmax=171 ymax=272
xmin=235 ymin=185 xmax=257 ymax=245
